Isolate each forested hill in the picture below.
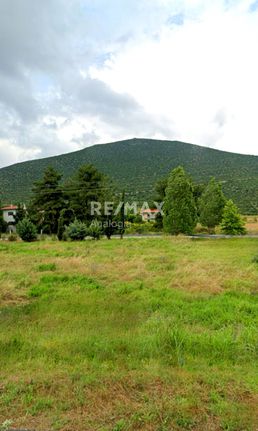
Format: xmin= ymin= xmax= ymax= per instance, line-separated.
xmin=1 ymin=138 xmax=258 ymax=213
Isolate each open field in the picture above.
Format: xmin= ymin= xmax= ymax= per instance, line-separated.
xmin=0 ymin=237 xmax=257 ymax=431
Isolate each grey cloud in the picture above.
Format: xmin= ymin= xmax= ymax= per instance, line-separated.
xmin=70 ymin=76 xmax=174 ymax=136
xmin=72 ymin=131 xmax=100 ymax=147
xmin=0 ymin=0 xmax=177 ymax=167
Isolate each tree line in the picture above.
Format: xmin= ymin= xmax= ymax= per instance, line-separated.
xmin=0 ymin=163 xmax=246 ymax=241
xmin=159 ymin=166 xmax=246 ymax=236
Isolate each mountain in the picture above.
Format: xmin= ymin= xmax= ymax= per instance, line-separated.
xmin=1 ymin=138 xmax=258 ymax=213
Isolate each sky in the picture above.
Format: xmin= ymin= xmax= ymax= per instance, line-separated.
xmin=0 ymin=0 xmax=258 ymax=168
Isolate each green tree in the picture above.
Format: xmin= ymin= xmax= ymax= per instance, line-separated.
xmin=193 ymin=183 xmax=205 ymax=217
xmin=66 ymin=164 xmax=107 ymax=223
xmin=163 ymin=166 xmax=197 ymax=235
xmin=65 ymin=219 xmax=88 ymax=241
xmin=220 ymin=200 xmax=246 ymax=235
xmin=155 ymin=177 xmax=168 ymax=201
xmin=16 ymin=218 xmax=37 ymax=242
xmin=57 ymin=208 xmax=75 ymax=240
xmin=199 ymin=177 xmax=226 ymax=231
xmin=0 ymin=203 xmax=7 ymax=234
xmin=88 ymin=220 xmax=102 ymax=240
xmin=30 ymin=166 xmax=64 ymax=234
xmin=153 ymin=177 xmax=168 ymax=230
xmin=14 ymin=203 xmax=26 ymax=224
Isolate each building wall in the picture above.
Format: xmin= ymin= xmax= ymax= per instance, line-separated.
xmin=3 ymin=210 xmax=16 ymax=224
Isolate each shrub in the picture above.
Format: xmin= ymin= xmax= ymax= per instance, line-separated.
xmin=126 ymin=222 xmax=154 ymax=234
xmin=37 ymin=263 xmax=56 ymax=272
xmin=65 ymin=219 xmax=87 ymax=241
xmin=220 ymin=200 xmax=246 ymax=235
xmin=16 ymin=218 xmax=37 ymax=242
xmin=8 ymin=233 xmax=18 ymax=241
xmin=87 ymin=220 xmax=102 ymax=240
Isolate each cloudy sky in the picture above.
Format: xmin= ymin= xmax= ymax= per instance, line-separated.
xmin=0 ymin=0 xmax=258 ymax=167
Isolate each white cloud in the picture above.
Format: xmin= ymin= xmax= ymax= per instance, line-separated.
xmin=91 ymin=0 xmax=258 ymax=154
xmin=0 ymin=0 xmax=258 ymax=168
xmin=0 ymin=139 xmax=41 ymax=167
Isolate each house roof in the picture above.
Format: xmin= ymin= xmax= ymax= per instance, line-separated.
xmin=141 ymin=208 xmax=159 ymax=214
xmin=1 ymin=205 xmax=18 ymax=211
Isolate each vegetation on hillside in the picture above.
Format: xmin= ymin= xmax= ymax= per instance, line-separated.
xmin=1 ymin=138 xmax=258 ymax=213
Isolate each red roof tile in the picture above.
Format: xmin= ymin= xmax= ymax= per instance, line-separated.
xmin=1 ymin=205 xmax=18 ymax=211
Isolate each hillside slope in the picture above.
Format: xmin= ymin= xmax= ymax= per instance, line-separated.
xmin=1 ymin=138 xmax=258 ymax=213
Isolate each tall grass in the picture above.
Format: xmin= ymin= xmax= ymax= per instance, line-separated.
xmin=0 ymin=238 xmax=257 ymax=430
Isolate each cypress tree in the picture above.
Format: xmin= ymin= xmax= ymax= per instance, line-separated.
xmin=199 ymin=177 xmax=226 ymax=231
xmin=163 ymin=166 xmax=197 ymax=235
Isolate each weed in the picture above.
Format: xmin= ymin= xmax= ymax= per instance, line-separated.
xmin=37 ymin=262 xmax=57 ymax=271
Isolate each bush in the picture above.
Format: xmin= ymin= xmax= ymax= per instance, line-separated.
xmin=194 ymin=223 xmax=210 ymax=234
xmin=8 ymin=233 xmax=18 ymax=241
xmin=88 ymin=220 xmax=102 ymax=240
xmin=220 ymin=200 xmax=246 ymax=235
xmin=16 ymin=218 xmax=37 ymax=242
xmin=65 ymin=219 xmax=87 ymax=241
xmin=126 ymin=222 xmax=155 ymax=234
xmin=37 ymin=263 xmax=56 ymax=272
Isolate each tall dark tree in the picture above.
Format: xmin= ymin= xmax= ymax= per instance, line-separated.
xmin=199 ymin=177 xmax=226 ymax=231
xmin=0 ymin=202 xmax=7 ymax=234
xmin=155 ymin=177 xmax=168 ymax=202
xmin=66 ymin=164 xmax=108 ymax=223
xmin=14 ymin=203 xmax=26 ymax=224
xmin=163 ymin=166 xmax=197 ymax=235
xmin=118 ymin=191 xmax=126 ymax=239
xmin=153 ymin=177 xmax=167 ymax=230
xmin=57 ymin=208 xmax=75 ymax=240
xmin=30 ymin=166 xmax=64 ymax=234
xmin=193 ymin=183 xmax=205 ymax=217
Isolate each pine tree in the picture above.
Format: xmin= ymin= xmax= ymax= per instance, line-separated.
xmin=29 ymin=166 xmax=64 ymax=234
xmin=199 ymin=177 xmax=226 ymax=231
xmin=0 ymin=202 xmax=7 ymax=234
xmin=220 ymin=200 xmax=246 ymax=235
xmin=14 ymin=203 xmax=26 ymax=224
xmin=163 ymin=166 xmax=197 ymax=235
xmin=66 ymin=164 xmax=107 ymax=223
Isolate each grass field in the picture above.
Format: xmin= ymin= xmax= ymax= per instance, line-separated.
xmin=0 ymin=237 xmax=257 ymax=431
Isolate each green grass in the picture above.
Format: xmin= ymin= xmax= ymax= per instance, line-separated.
xmin=0 ymin=237 xmax=257 ymax=430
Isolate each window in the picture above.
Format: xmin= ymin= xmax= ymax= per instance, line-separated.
xmin=8 ymin=211 xmax=14 ymax=216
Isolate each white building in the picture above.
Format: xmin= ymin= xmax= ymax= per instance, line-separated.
xmin=140 ymin=208 xmax=159 ymax=222
xmin=1 ymin=205 xmax=18 ymax=232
